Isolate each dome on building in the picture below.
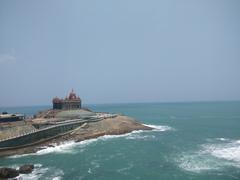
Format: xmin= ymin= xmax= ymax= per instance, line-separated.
xmin=52 ymin=97 xmax=62 ymax=103
xmin=68 ymin=89 xmax=77 ymax=100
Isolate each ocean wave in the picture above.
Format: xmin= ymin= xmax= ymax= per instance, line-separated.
xmin=47 ymin=169 xmax=64 ymax=180
xmin=177 ymin=153 xmax=220 ymax=173
xmin=37 ymin=137 xmax=105 ymax=155
xmin=202 ymin=139 xmax=240 ymax=163
xmin=2 ymin=164 xmax=64 ymax=180
xmin=34 ymin=125 xmax=172 ymax=155
xmin=16 ymin=164 xmax=48 ymax=180
xmin=36 ymin=141 xmax=78 ymax=155
xmin=177 ymin=138 xmax=240 ymax=173
xmin=98 ymin=133 xmax=134 ymax=140
xmin=143 ymin=124 xmax=174 ymax=131
xmin=215 ymin=138 xmax=229 ymax=141
xmin=9 ymin=124 xmax=173 ymax=157
xmin=9 ymin=153 xmax=35 ymax=159
xmin=52 ymin=177 xmax=62 ymax=180
xmin=126 ymin=134 xmax=156 ymax=140
xmin=8 ymin=139 xmax=98 ymax=158
xmin=16 ymin=164 xmax=64 ymax=180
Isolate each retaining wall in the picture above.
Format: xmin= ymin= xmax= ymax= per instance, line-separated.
xmin=0 ymin=120 xmax=92 ymax=149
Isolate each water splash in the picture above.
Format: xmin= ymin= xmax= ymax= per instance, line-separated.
xmin=177 ymin=138 xmax=240 ymax=173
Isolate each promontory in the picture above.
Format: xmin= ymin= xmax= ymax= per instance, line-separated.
xmin=0 ymin=90 xmax=152 ymax=157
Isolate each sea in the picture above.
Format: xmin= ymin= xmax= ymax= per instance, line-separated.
xmin=0 ymin=102 xmax=240 ymax=180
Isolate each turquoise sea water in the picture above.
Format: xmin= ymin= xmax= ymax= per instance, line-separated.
xmin=0 ymin=102 xmax=240 ymax=180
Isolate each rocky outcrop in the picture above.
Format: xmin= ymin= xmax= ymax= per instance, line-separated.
xmin=0 ymin=115 xmax=153 ymax=157
xmin=0 ymin=167 xmax=19 ymax=179
xmin=0 ymin=164 xmax=34 ymax=179
xmin=19 ymin=164 xmax=34 ymax=174
xmin=70 ymin=115 xmax=152 ymax=142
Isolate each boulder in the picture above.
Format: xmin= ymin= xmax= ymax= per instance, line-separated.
xmin=0 ymin=167 xmax=19 ymax=178
xmin=19 ymin=164 xmax=34 ymax=174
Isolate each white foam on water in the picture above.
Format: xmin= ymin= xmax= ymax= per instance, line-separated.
xmin=8 ymin=142 xmax=80 ymax=158
xmin=177 ymin=138 xmax=240 ymax=173
xmin=9 ymin=153 xmax=34 ymax=159
xmin=216 ymin=138 xmax=229 ymax=141
xmin=126 ymin=134 xmax=156 ymax=140
xmin=9 ymin=124 xmax=173 ymax=157
xmin=16 ymin=164 xmax=48 ymax=180
xmin=4 ymin=164 xmax=64 ymax=180
xmin=90 ymin=160 xmax=100 ymax=169
xmin=99 ymin=133 xmax=132 ymax=139
xmin=177 ymin=152 xmax=220 ymax=173
xmin=48 ymin=169 xmax=64 ymax=180
xmin=203 ymin=139 xmax=240 ymax=163
xmin=17 ymin=165 xmax=64 ymax=180
xmin=143 ymin=124 xmax=173 ymax=131
xmin=88 ymin=168 xmax=92 ymax=174
xmin=117 ymin=163 xmax=134 ymax=174
xmin=52 ymin=177 xmax=62 ymax=180
xmin=211 ymin=146 xmax=240 ymax=162
xmin=8 ymin=135 xmax=129 ymax=157
xmin=36 ymin=141 xmax=77 ymax=155
xmin=34 ymin=126 xmax=170 ymax=155
xmin=99 ymin=124 xmax=173 ymax=141
xmin=35 ymin=137 xmax=104 ymax=155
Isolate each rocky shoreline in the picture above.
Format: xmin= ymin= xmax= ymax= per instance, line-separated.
xmin=0 ymin=115 xmax=152 ymax=157
xmin=0 ymin=164 xmax=34 ymax=179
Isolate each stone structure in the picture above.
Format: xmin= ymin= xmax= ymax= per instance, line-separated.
xmin=0 ymin=113 xmax=25 ymax=123
xmin=52 ymin=89 xmax=81 ymax=110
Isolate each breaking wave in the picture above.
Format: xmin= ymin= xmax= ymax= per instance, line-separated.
xmin=203 ymin=139 xmax=240 ymax=163
xmin=9 ymin=124 xmax=173 ymax=157
xmin=36 ymin=141 xmax=79 ymax=155
xmin=35 ymin=124 xmax=173 ymax=154
xmin=34 ymin=138 xmax=100 ymax=155
xmin=15 ymin=164 xmax=64 ymax=180
xmin=8 ymin=139 xmax=98 ymax=158
xmin=126 ymin=134 xmax=156 ymax=140
xmin=177 ymin=138 xmax=240 ymax=173
xmin=143 ymin=124 xmax=174 ymax=131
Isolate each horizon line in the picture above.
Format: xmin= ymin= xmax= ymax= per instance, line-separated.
xmin=1 ymin=99 xmax=240 ymax=109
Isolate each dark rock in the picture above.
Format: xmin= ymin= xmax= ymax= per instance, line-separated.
xmin=19 ymin=164 xmax=34 ymax=174
xmin=48 ymin=144 xmax=55 ymax=147
xmin=0 ymin=167 xmax=19 ymax=178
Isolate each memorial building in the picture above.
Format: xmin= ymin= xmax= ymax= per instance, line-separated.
xmin=52 ymin=89 xmax=82 ymax=110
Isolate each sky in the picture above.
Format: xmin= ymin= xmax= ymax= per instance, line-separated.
xmin=0 ymin=0 xmax=240 ymax=107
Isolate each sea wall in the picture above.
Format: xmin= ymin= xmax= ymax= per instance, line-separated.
xmin=0 ymin=120 xmax=89 ymax=149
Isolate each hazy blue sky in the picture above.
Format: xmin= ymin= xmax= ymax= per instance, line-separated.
xmin=0 ymin=0 xmax=240 ymax=107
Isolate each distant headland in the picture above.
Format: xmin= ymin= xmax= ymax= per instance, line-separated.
xmin=0 ymin=90 xmax=152 ymax=157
